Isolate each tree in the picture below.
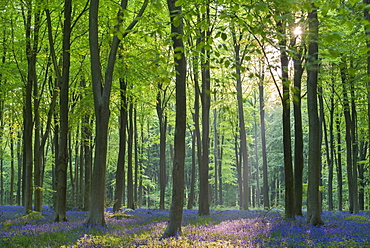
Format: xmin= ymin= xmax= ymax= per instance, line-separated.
xmin=292 ymin=30 xmax=305 ymax=216
xmin=113 ymin=78 xmax=128 ymax=213
xmin=54 ymin=0 xmax=72 ymax=222
xmin=232 ymin=27 xmax=249 ymax=210
xmin=258 ymin=64 xmax=269 ymax=210
xmin=163 ymin=0 xmax=187 ymax=237
xmin=307 ymin=3 xmax=324 ymax=226
xmin=86 ymin=0 xmax=148 ymax=225
xmin=198 ymin=2 xmax=212 ymax=216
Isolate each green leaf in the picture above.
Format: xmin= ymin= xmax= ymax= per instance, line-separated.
xmin=200 ymin=5 xmax=206 ymax=14
xmin=221 ymin=32 xmax=227 ymax=41
xmin=175 ymin=0 xmax=183 ymax=7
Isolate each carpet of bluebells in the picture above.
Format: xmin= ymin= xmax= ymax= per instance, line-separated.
xmin=1 ymin=206 xmax=370 ymax=247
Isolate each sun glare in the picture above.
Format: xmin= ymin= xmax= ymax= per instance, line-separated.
xmin=293 ymin=26 xmax=303 ymax=36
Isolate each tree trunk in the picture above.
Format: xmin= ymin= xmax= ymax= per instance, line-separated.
xmin=163 ymin=0 xmax=186 ymax=237
xmin=259 ymin=72 xmax=269 ymax=210
xmin=235 ymin=133 xmax=243 ymax=208
xmin=157 ymin=82 xmax=167 ymax=210
xmin=293 ymin=45 xmax=304 ymax=216
xmin=134 ymin=108 xmax=139 ymax=206
xmin=187 ymin=129 xmax=196 ymax=209
xmin=358 ymin=141 xmax=367 ymax=210
xmin=350 ymin=69 xmax=359 ymax=214
xmin=23 ymin=5 xmax=40 ymax=215
xmin=86 ymin=0 xmax=119 ymax=226
xmin=278 ymin=19 xmax=294 ymax=219
xmin=113 ymin=78 xmax=127 ymax=213
xmin=340 ymin=58 xmax=356 ymax=214
xmin=86 ymin=0 xmax=147 ymax=225
xmin=233 ymin=30 xmax=249 ymax=211
xmin=307 ymin=5 xmax=323 ymax=226
xmin=127 ymin=102 xmax=134 ymax=210
xmin=328 ymin=78 xmax=336 ymax=211
xmin=10 ymin=126 xmax=14 ymax=205
xmin=55 ymin=0 xmax=72 ymax=222
xmin=213 ymin=93 xmax=219 ymax=205
xmin=199 ymin=10 xmax=211 ymax=215
xmin=336 ymin=115 xmax=343 ymax=211
xmin=253 ymin=113 xmax=260 ymax=208
xmin=218 ymin=135 xmax=224 ymax=206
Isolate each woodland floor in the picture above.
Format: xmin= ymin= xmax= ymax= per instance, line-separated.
xmin=1 ymin=205 xmax=370 ymax=247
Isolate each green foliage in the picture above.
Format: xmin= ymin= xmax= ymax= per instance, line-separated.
xmin=343 ymin=215 xmax=370 ymax=223
xmin=22 ymin=211 xmax=44 ymax=221
xmin=189 ymin=216 xmax=213 ymax=225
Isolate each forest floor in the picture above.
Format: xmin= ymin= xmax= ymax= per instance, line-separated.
xmin=0 ymin=205 xmax=369 ymax=247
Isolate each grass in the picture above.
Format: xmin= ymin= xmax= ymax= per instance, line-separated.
xmin=0 ymin=206 xmax=370 ymax=247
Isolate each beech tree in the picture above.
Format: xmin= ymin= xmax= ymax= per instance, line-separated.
xmin=307 ymin=3 xmax=324 ymax=226
xmin=86 ymin=0 xmax=148 ymax=225
xmin=163 ymin=0 xmax=187 ymax=237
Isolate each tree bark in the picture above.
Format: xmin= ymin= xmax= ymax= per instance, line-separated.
xmin=86 ymin=0 xmax=147 ymax=225
xmin=198 ymin=7 xmax=211 ymax=216
xmin=213 ymin=93 xmax=219 ymax=205
xmin=307 ymin=5 xmax=323 ymax=226
xmin=293 ymin=44 xmax=304 ymax=216
xmin=340 ymin=58 xmax=356 ymax=214
xmin=259 ymin=71 xmax=269 ymax=210
xmin=127 ymin=102 xmax=134 ymax=210
xmin=336 ymin=115 xmax=343 ymax=211
xmin=233 ymin=30 xmax=249 ymax=211
xmin=113 ymin=78 xmax=128 ymax=213
xmin=55 ymin=0 xmax=72 ymax=222
xmin=163 ymin=0 xmax=186 ymax=237
xmin=278 ymin=19 xmax=294 ymax=219
xmin=23 ymin=5 xmax=40 ymax=215
xmin=156 ymin=82 xmax=168 ymax=210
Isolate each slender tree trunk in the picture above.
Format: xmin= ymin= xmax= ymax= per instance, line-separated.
xmin=307 ymin=5 xmax=323 ymax=226
xmin=358 ymin=141 xmax=367 ymax=210
xmin=277 ymin=19 xmax=294 ymax=219
xmin=259 ymin=72 xmax=269 ymax=210
xmin=134 ymin=108 xmax=139 ymax=207
xmin=213 ymin=93 xmax=219 ymax=205
xmin=328 ymin=81 xmax=336 ymax=211
xmin=218 ymin=135 xmax=223 ymax=206
xmin=163 ymin=0 xmax=186 ymax=236
xmin=350 ymin=71 xmax=359 ymax=214
xmin=10 ymin=126 xmax=15 ymax=205
xmin=17 ymin=132 xmax=22 ymax=206
xmin=293 ymin=45 xmax=304 ymax=216
xmin=253 ymin=113 xmax=260 ymax=208
xmin=127 ymin=102 xmax=134 ymax=210
xmin=23 ymin=5 xmax=40 ymax=215
xmin=187 ymin=129 xmax=196 ymax=209
xmin=113 ymin=78 xmax=127 ymax=213
xmin=233 ymin=30 xmax=249 ymax=211
xmin=235 ymin=133 xmax=243 ymax=208
xmin=157 ymin=83 xmax=167 ymax=210
xmin=340 ymin=58 xmax=356 ymax=214
xmin=82 ymin=96 xmax=93 ymax=211
xmin=190 ymin=35 xmax=202 ymax=210
xmin=199 ymin=11 xmax=211 ymax=215
xmin=319 ymin=85 xmax=333 ymax=210
xmin=336 ymin=115 xmax=343 ymax=211
xmin=33 ymin=61 xmax=42 ymax=212
xmin=54 ymin=0 xmax=72 ymax=222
